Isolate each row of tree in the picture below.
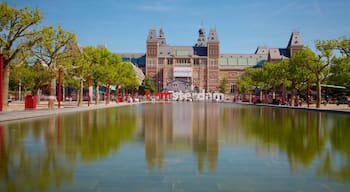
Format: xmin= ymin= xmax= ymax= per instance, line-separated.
xmin=1 ymin=2 xmax=144 ymax=111
xmin=236 ymin=37 xmax=350 ymax=108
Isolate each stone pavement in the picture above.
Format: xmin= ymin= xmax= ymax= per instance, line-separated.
xmin=0 ymin=101 xmax=139 ymax=122
xmin=254 ymin=103 xmax=350 ymax=114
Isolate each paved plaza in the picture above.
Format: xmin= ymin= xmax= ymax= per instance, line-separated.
xmin=0 ymin=101 xmax=138 ymax=122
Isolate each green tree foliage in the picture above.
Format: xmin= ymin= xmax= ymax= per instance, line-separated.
xmin=82 ymin=46 xmax=125 ymax=104
xmin=32 ymin=25 xmax=75 ymax=106
xmin=327 ymin=37 xmax=350 ymax=91
xmin=0 ymin=2 xmax=42 ymax=111
xmin=139 ymin=77 xmax=156 ymax=95
xmin=10 ymin=60 xmax=50 ymax=96
xmin=237 ymin=73 xmax=252 ymax=94
xmin=115 ymin=62 xmax=139 ymax=88
xmin=59 ymin=38 xmax=87 ymax=106
xmin=287 ymin=47 xmax=316 ymax=106
xmin=312 ymin=41 xmax=335 ymax=107
xmin=263 ymin=61 xmax=287 ymax=90
xmin=219 ymin=77 xmax=228 ymax=94
xmin=238 ymin=51 xmax=316 ymax=106
xmin=329 ymin=57 xmax=350 ymax=90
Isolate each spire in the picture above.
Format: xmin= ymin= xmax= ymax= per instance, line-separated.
xmin=195 ymin=27 xmax=207 ymax=47
xmin=159 ymin=27 xmax=164 ymax=37
xmin=158 ymin=27 xmax=167 ymax=46
xmin=207 ymin=28 xmax=219 ymax=43
xmin=147 ymin=27 xmax=158 ymax=43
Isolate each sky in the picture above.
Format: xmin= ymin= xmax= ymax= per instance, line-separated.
xmin=5 ymin=0 xmax=350 ymax=54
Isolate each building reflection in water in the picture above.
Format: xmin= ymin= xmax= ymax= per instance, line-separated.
xmin=143 ymin=102 xmax=219 ymax=173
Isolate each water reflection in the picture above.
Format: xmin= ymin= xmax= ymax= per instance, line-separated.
xmin=0 ymin=106 xmax=137 ymax=191
xmin=142 ymin=103 xmax=350 ymax=182
xmin=1 ymin=103 xmax=350 ymax=191
xmin=143 ymin=103 xmax=219 ymax=174
xmin=241 ymin=106 xmax=350 ymax=181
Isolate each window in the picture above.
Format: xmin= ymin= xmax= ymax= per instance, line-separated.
xmin=210 ymin=59 xmax=217 ymax=66
xmin=194 ymin=59 xmax=200 ymax=65
xmin=230 ymin=84 xmax=235 ymax=93
xmin=158 ymin=58 xmax=164 ymax=65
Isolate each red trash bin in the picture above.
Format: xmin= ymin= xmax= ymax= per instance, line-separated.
xmin=25 ymin=95 xmax=36 ymax=109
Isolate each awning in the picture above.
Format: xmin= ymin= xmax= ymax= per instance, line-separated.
xmin=321 ymin=84 xmax=346 ymax=89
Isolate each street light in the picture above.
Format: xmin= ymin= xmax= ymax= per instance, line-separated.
xmin=19 ymin=81 xmax=21 ymax=102
xmin=58 ymin=68 xmax=62 ymax=108
xmin=0 ymin=48 xmax=4 ymax=112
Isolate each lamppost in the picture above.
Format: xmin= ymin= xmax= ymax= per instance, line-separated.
xmin=88 ymin=75 xmax=91 ymax=107
xmin=19 ymin=81 xmax=21 ymax=102
xmin=58 ymin=68 xmax=62 ymax=108
xmin=281 ymin=82 xmax=285 ymax=105
xmin=106 ymin=80 xmax=109 ymax=105
xmin=307 ymin=79 xmax=310 ymax=108
xmin=0 ymin=49 xmax=3 ymax=112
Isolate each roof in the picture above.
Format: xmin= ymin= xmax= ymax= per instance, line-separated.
xmin=287 ymin=31 xmax=304 ymax=47
xmin=119 ymin=53 xmax=145 ymax=58
xmin=219 ymin=54 xmax=266 ymax=67
xmin=158 ymin=46 xmax=194 ymax=57
xmin=208 ymin=28 xmax=219 ymax=43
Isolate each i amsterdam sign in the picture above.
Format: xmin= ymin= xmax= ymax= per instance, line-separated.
xmin=174 ymin=67 xmax=192 ymax=77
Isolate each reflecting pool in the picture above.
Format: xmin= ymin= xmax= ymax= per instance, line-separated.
xmin=1 ymin=103 xmax=350 ymax=191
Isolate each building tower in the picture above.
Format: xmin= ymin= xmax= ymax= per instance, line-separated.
xmin=287 ymin=31 xmax=304 ymax=57
xmin=195 ymin=28 xmax=207 ymax=47
xmin=146 ymin=28 xmax=160 ymax=91
xmin=207 ymin=28 xmax=220 ymax=92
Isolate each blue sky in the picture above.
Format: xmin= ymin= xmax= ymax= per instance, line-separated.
xmin=5 ymin=0 xmax=350 ymax=54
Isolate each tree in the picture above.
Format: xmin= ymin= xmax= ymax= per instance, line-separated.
xmin=0 ymin=2 xmax=42 ymax=111
xmin=60 ymin=38 xmax=86 ymax=106
xmin=327 ymin=37 xmax=350 ymax=91
xmin=219 ymin=77 xmax=228 ymax=94
xmin=83 ymin=46 xmax=121 ymax=104
xmin=10 ymin=60 xmax=50 ymax=101
xmin=312 ymin=42 xmax=335 ymax=108
xmin=262 ymin=61 xmax=287 ymax=99
xmin=114 ymin=62 xmax=139 ymax=96
xmin=329 ymin=57 xmax=350 ymax=90
xmin=139 ymin=77 xmax=156 ymax=95
xmin=32 ymin=25 xmax=75 ymax=108
xmin=286 ymin=49 xmax=315 ymax=106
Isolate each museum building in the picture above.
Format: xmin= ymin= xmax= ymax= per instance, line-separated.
xmin=121 ymin=27 xmax=303 ymax=93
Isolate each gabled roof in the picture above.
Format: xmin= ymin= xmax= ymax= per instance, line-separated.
xmin=208 ymin=28 xmax=219 ymax=43
xmin=255 ymin=46 xmax=269 ymax=55
xmin=269 ymin=48 xmax=289 ymax=60
xmin=287 ymin=31 xmax=303 ymax=47
xmin=146 ymin=28 xmax=158 ymax=43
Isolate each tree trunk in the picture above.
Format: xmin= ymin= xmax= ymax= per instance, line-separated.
xmin=316 ymin=75 xmax=322 ymax=108
xmin=78 ymin=79 xmax=83 ymax=106
xmin=2 ymin=64 xmax=10 ymax=111
xmin=35 ymin=89 xmax=41 ymax=105
xmin=62 ymin=84 xmax=65 ymax=102
xmin=95 ymin=83 xmax=99 ymax=105
xmin=291 ymin=87 xmax=296 ymax=106
xmin=48 ymin=78 xmax=56 ymax=109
